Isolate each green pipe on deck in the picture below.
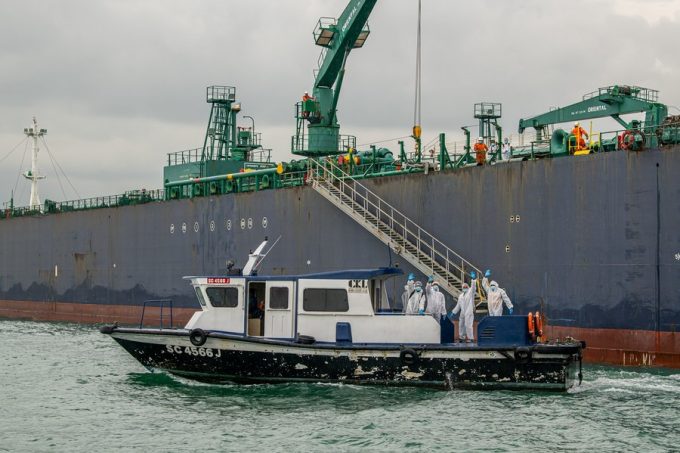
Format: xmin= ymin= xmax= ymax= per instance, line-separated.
xmin=165 ymin=167 xmax=278 ymax=187
xmin=347 ymin=168 xmax=423 ymax=181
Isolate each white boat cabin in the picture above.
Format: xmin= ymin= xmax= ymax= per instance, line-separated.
xmin=184 ymin=268 xmax=442 ymax=344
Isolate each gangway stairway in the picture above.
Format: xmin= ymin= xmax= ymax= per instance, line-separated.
xmin=307 ymin=159 xmax=487 ymax=311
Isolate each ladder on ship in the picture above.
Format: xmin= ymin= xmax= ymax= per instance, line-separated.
xmin=307 ymin=159 xmax=486 ymax=311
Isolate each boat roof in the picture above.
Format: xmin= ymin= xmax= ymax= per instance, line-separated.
xmin=185 ymin=267 xmax=403 ymax=282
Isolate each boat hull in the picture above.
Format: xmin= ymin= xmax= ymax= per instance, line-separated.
xmin=107 ymin=328 xmax=582 ymax=391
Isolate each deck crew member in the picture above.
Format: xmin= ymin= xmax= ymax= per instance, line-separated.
xmin=482 ymin=269 xmax=513 ymax=316
xmin=450 ymin=273 xmax=477 ymax=342
xmin=301 ymin=91 xmax=314 ymax=119
xmin=406 ymin=281 xmax=427 ymax=315
xmin=571 ymin=122 xmax=589 ymax=150
xmin=473 ymin=137 xmax=488 ymax=165
xmin=501 ymin=137 xmax=512 ymax=161
xmin=425 ymin=280 xmax=447 ymax=321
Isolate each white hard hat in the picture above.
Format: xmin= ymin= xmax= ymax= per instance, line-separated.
xmin=432 ymin=281 xmax=439 ymax=287
xmin=574 ymin=122 xmax=579 ymax=127
xmin=304 ymin=91 xmax=309 ymax=94
xmin=477 ymin=137 xmax=483 ymax=142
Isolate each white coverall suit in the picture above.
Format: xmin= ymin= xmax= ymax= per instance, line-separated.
xmin=482 ymin=277 xmax=513 ymax=316
xmin=425 ymin=285 xmax=447 ymax=321
xmin=400 ymin=286 xmax=415 ymax=313
xmin=452 ymin=278 xmax=477 ymax=340
xmin=501 ymin=142 xmax=512 ymax=161
xmin=406 ymin=291 xmax=426 ymax=315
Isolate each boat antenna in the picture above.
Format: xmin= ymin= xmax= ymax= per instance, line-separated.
xmin=252 ymin=235 xmax=282 ymax=273
xmin=243 ymin=236 xmax=282 ymax=276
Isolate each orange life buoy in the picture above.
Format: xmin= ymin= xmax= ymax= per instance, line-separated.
xmin=527 ymin=312 xmax=536 ymax=341
xmin=620 ymin=130 xmax=645 ymax=151
xmin=534 ymin=311 xmax=543 ymax=338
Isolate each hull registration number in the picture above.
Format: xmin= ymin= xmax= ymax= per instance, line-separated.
xmin=165 ymin=345 xmax=222 ymax=358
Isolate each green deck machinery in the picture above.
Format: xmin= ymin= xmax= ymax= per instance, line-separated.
xmin=163 ymin=86 xmax=275 ymax=199
xmin=518 ymin=85 xmax=672 ymax=155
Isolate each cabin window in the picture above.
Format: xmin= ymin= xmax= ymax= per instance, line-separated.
xmin=194 ymin=287 xmax=206 ymax=307
xmin=303 ymin=288 xmax=349 ymax=312
xmin=269 ymin=287 xmax=289 ymax=309
xmin=206 ymin=287 xmax=239 ymax=308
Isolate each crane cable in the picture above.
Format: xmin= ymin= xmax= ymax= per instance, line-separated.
xmin=412 ymin=0 xmax=422 ymax=158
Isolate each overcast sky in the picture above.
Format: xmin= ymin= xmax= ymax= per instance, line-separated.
xmin=1 ymin=0 xmax=679 ymax=205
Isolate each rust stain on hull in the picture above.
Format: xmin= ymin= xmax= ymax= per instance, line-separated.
xmin=0 ymin=299 xmax=195 ymax=327
xmin=547 ymin=325 xmax=680 ymax=369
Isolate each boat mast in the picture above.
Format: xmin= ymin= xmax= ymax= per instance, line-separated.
xmin=23 ymin=117 xmax=47 ymax=208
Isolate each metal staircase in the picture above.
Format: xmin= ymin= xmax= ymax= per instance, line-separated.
xmin=307 ymin=159 xmax=485 ymax=305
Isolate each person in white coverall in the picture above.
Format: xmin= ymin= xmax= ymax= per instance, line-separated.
xmin=400 ymin=273 xmax=416 ymax=313
xmin=406 ymin=281 xmax=427 ymax=315
xmin=482 ymin=269 xmax=513 ymax=316
xmin=501 ymin=137 xmax=512 ymax=161
xmin=451 ymin=274 xmax=477 ymax=341
xmin=425 ymin=280 xmax=447 ymax=321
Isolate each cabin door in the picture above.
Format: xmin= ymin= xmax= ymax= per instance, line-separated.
xmin=264 ymin=281 xmax=295 ymax=338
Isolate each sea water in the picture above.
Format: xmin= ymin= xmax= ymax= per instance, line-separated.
xmin=1 ymin=320 xmax=678 ymax=452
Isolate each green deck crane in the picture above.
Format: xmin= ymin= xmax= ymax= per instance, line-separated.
xmin=518 ymin=85 xmax=668 ymax=149
xmin=292 ymin=0 xmax=377 ymax=156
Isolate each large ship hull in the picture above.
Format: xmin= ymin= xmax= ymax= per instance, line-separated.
xmin=1 ymin=148 xmax=679 ymax=367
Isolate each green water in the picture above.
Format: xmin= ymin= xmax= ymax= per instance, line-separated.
xmin=1 ymin=320 xmax=678 ymax=452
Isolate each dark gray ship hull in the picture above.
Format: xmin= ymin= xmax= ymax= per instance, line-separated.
xmin=1 ymin=148 xmax=679 ymax=367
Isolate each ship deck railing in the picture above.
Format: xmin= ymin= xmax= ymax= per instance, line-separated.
xmin=3 ymin=189 xmax=165 ymax=219
xmin=4 ymin=122 xmax=678 ymax=220
xmin=167 ymin=147 xmax=273 ymax=166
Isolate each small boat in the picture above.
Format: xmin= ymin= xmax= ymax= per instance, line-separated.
xmin=101 ymin=240 xmax=585 ymax=391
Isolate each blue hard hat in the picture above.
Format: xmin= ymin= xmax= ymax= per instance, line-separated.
xmin=407 ymin=273 xmax=415 ymax=281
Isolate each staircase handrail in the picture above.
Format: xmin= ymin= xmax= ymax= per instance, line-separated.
xmin=308 ymin=158 xmax=482 ymax=283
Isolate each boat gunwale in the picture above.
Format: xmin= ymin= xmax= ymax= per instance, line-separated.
xmin=107 ymin=326 xmax=583 ymax=354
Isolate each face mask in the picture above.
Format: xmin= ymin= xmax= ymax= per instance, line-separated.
xmin=415 ymin=287 xmax=422 ymax=293
xmin=491 ymin=286 xmax=497 ymax=292
xmin=433 ymin=287 xmax=439 ymax=292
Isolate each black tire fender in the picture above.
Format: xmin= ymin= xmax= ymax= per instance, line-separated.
xmin=399 ymin=348 xmax=420 ymax=367
xmin=189 ymin=328 xmax=207 ymax=347
xmin=515 ymin=346 xmax=532 ymax=364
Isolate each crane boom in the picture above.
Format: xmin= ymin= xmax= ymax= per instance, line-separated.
xmin=314 ymin=0 xmax=376 ymax=89
xmin=292 ymin=0 xmax=377 ymax=157
xmin=518 ymin=85 xmax=668 ymax=135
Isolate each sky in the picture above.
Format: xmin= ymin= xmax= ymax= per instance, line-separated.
xmin=0 ymin=0 xmax=679 ymax=206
